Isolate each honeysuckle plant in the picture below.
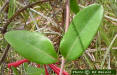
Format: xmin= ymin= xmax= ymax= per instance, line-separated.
xmin=5 ymin=2 xmax=104 ymax=75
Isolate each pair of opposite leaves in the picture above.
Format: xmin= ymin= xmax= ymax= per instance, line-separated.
xmin=5 ymin=4 xmax=104 ymax=64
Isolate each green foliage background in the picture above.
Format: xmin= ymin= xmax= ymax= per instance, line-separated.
xmin=0 ymin=0 xmax=117 ymax=75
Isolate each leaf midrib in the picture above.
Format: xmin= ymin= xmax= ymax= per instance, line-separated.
xmin=65 ymin=9 xmax=100 ymax=59
xmin=25 ymin=42 xmax=57 ymax=61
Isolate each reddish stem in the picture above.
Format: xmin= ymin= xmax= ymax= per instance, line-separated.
xmin=44 ymin=65 xmax=49 ymax=75
xmin=8 ymin=59 xmax=29 ymax=68
xmin=60 ymin=0 xmax=70 ymax=75
xmin=65 ymin=0 xmax=70 ymax=32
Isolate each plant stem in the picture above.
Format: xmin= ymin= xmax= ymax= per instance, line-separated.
xmin=59 ymin=57 xmax=65 ymax=75
xmin=59 ymin=0 xmax=70 ymax=75
xmin=0 ymin=44 xmax=10 ymax=65
xmin=65 ymin=0 xmax=70 ymax=32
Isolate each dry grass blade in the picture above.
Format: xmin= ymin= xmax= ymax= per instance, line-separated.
xmin=101 ymin=34 xmax=117 ymax=69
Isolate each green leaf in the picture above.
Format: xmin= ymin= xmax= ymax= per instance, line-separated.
xmin=5 ymin=30 xmax=58 ymax=64
xmin=70 ymin=0 xmax=80 ymax=14
xmin=8 ymin=0 xmax=16 ymax=18
xmin=60 ymin=4 xmax=104 ymax=61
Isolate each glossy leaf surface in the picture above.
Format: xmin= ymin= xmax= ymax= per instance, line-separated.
xmin=5 ymin=30 xmax=58 ymax=64
xmin=60 ymin=4 xmax=104 ymax=60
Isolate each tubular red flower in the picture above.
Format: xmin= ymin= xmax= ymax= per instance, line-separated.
xmin=48 ymin=64 xmax=69 ymax=75
xmin=8 ymin=59 xmax=29 ymax=68
xmin=52 ymin=64 xmax=69 ymax=75
xmin=48 ymin=64 xmax=59 ymax=75
xmin=7 ymin=59 xmax=69 ymax=75
xmin=44 ymin=65 xmax=49 ymax=75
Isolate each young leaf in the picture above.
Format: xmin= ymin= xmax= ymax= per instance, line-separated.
xmin=70 ymin=0 xmax=80 ymax=14
xmin=60 ymin=4 xmax=104 ymax=61
xmin=5 ymin=30 xmax=58 ymax=64
xmin=8 ymin=0 xmax=16 ymax=18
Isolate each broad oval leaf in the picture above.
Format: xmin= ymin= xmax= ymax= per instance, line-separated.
xmin=5 ymin=30 xmax=58 ymax=64
xmin=60 ymin=4 xmax=104 ymax=60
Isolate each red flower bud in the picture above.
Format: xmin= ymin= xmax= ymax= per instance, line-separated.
xmin=8 ymin=59 xmax=29 ymax=68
